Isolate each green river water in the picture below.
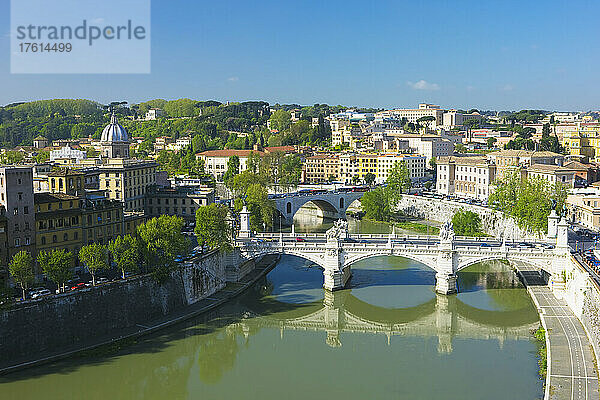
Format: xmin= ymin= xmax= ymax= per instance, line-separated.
xmin=0 ymin=216 xmax=543 ymax=399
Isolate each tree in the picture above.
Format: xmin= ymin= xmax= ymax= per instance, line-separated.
xmin=454 ymin=143 xmax=467 ymax=153
xmin=38 ymin=249 xmax=73 ymax=293
xmin=364 ymin=172 xmax=376 ymax=186
xmin=451 ymin=210 xmax=482 ymax=236
xmin=108 ymin=235 xmax=139 ymax=279
xmin=78 ymin=244 xmax=108 ymax=286
xmin=487 ymin=137 xmax=497 ymax=149
xmin=9 ymin=251 xmax=34 ymax=300
xmin=361 ymin=187 xmax=391 ymax=221
xmin=279 ymin=154 xmax=302 ymax=188
xmin=269 ymin=109 xmax=292 ymax=132
xmin=223 ymin=155 xmax=240 ymax=189
xmin=386 ymin=161 xmax=411 ymax=204
xmin=489 ymin=170 xmax=568 ymax=233
xmin=244 ymin=183 xmax=275 ymax=231
xmin=137 ymin=216 xmax=190 ymax=282
xmin=195 ymin=204 xmax=232 ymax=251
xmin=417 ymin=116 xmax=436 ymax=132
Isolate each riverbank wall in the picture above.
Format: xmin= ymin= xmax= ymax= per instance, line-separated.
xmin=0 ymin=248 xmax=257 ymax=371
xmin=395 ymin=196 xmax=541 ymax=241
xmin=562 ymin=255 xmax=600 ymax=364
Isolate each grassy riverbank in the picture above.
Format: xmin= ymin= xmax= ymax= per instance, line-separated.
xmin=533 ymin=326 xmax=547 ymax=379
xmin=393 ymin=221 xmax=439 ymax=235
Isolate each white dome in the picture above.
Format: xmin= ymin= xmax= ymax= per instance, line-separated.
xmin=100 ymin=113 xmax=129 ymax=143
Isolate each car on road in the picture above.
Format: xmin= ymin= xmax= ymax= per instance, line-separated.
xmin=96 ymin=277 xmax=109 ymax=285
xmin=479 ymin=243 xmax=492 ymax=248
xmin=295 ymin=237 xmax=306 ymax=242
xmin=32 ymin=289 xmax=52 ymax=299
xmin=71 ymin=283 xmax=86 ymax=291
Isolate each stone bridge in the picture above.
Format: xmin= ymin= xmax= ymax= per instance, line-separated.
xmin=272 ymin=191 xmax=364 ymax=224
xmin=237 ymin=208 xmax=570 ymax=294
xmin=233 ymin=290 xmax=539 ymax=353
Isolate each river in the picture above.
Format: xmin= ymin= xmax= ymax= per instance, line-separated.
xmin=0 ymin=215 xmax=543 ymax=399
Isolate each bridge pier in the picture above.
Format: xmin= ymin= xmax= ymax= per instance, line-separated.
xmin=435 ymin=273 xmax=457 ymax=295
xmin=323 ymin=231 xmax=352 ymax=291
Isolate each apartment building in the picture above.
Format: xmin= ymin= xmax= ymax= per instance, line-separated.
xmin=196 ymin=149 xmax=265 ymax=181
xmin=98 ymin=158 xmax=158 ymax=212
xmin=0 ymin=166 xmax=35 ymax=259
xmin=146 ymin=186 xmax=215 ymax=225
xmin=81 ymin=198 xmax=125 ymax=246
xmin=376 ymin=154 xmax=427 ymax=184
xmin=34 ymin=193 xmax=83 ymax=271
xmin=566 ymin=190 xmax=600 ymax=231
xmin=339 ymin=154 xmax=358 ymax=184
xmin=442 ymin=110 xmax=484 ymax=129
xmin=562 ymin=124 xmax=600 ymax=161
xmin=436 ymin=156 xmax=496 ymax=201
xmin=376 ymin=104 xmax=444 ymax=130
xmin=526 ymin=164 xmax=576 ymax=187
xmin=303 ymin=154 xmax=340 ymax=183
xmin=487 ymin=150 xmax=563 ymax=178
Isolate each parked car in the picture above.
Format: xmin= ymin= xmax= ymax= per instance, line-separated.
xmin=295 ymin=237 xmax=306 ymax=242
xmin=32 ymin=289 xmax=52 ymax=299
xmin=96 ymin=277 xmax=109 ymax=285
xmin=71 ymin=283 xmax=86 ymax=291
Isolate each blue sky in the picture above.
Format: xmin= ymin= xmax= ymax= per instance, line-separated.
xmin=0 ymin=0 xmax=599 ymax=111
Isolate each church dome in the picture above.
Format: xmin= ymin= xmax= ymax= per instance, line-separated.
xmin=100 ymin=113 xmax=129 ymax=143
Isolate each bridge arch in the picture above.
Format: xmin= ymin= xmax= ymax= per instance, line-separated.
xmin=343 ymin=253 xmax=438 ymax=272
xmin=456 ymin=255 xmax=552 ymax=275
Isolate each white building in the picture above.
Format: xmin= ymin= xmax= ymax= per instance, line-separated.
xmin=526 ymin=164 xmax=576 ymax=187
xmin=196 ymin=149 xmax=265 ymax=181
xmin=376 ymin=154 xmax=427 ymax=184
xmin=376 ymin=104 xmax=444 ymax=130
xmin=50 ymin=146 xmax=87 ymax=162
xmin=442 ymin=110 xmax=484 ymax=129
xmin=145 ymin=108 xmax=166 ymax=120
xmin=436 ymin=155 xmax=496 ymax=201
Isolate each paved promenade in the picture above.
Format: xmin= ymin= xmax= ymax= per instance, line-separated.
xmin=519 ymin=268 xmax=599 ymax=400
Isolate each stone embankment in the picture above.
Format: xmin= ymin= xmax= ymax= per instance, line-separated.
xmin=0 ymin=249 xmax=271 ymax=374
xmin=396 ymin=196 xmax=541 ymax=241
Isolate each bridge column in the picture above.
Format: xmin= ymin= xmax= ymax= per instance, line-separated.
xmin=323 ymin=237 xmax=351 ymax=291
xmin=550 ymin=217 xmax=570 ymax=296
xmin=238 ymin=206 xmax=252 ymax=238
xmin=435 ymin=246 xmax=457 ymax=295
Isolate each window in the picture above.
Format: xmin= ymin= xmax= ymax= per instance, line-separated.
xmin=63 ymin=233 xmax=68 ymax=241
xmin=25 ymin=237 xmax=30 ymax=245
xmin=41 ymin=236 xmax=46 ymax=245
xmin=24 ymin=222 xmax=29 ymax=231
xmin=59 ymin=202 xmax=63 ymax=209
xmin=15 ymin=238 xmax=20 ymax=247
xmin=52 ymin=235 xmax=57 ymax=243
xmin=18 ymin=192 xmax=22 ymax=201
xmin=14 ymin=223 xmax=19 ymax=231
xmin=24 ymin=206 xmax=28 ymax=214
xmin=13 ymin=207 xmax=18 ymax=215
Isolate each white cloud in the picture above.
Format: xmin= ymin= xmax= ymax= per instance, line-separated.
xmin=91 ymin=18 xmax=105 ymax=24
xmin=466 ymin=85 xmax=475 ymax=92
xmin=407 ymin=80 xmax=440 ymax=91
xmin=227 ymin=76 xmax=239 ymax=82
xmin=500 ymin=84 xmax=514 ymax=92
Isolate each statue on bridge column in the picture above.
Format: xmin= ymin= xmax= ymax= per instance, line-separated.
xmin=326 ymin=219 xmax=349 ymax=241
xmin=439 ymin=221 xmax=455 ymax=244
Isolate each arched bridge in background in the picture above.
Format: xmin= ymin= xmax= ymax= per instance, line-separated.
xmin=272 ymin=191 xmax=365 ymax=225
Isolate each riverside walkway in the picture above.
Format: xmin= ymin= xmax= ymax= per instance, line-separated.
xmin=519 ymin=267 xmax=599 ymax=400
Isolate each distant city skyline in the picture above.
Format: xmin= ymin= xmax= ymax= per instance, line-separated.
xmin=1 ymin=0 xmax=599 ymax=110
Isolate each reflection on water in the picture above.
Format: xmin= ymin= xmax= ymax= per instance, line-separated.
xmin=0 ymin=224 xmax=543 ymax=400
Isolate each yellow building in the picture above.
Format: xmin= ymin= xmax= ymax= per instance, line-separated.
xmin=562 ymin=124 xmax=600 ymax=161
xmin=98 ymin=158 xmax=158 ymax=212
xmin=356 ymin=154 xmax=378 ymax=181
xmin=34 ymin=193 xmax=83 ymax=273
